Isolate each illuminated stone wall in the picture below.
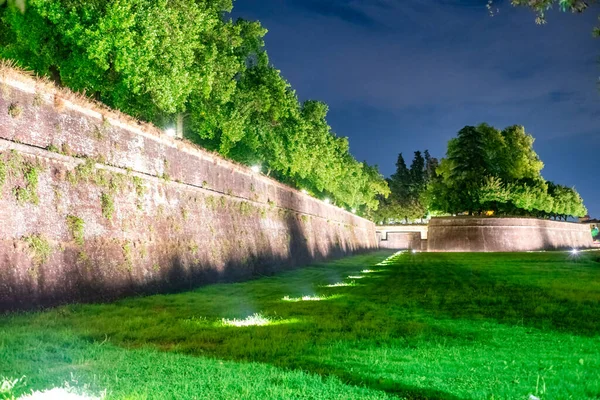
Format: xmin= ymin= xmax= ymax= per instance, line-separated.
xmin=376 ymin=225 xmax=428 ymax=239
xmin=0 ymin=70 xmax=377 ymax=311
xmin=428 ymin=217 xmax=594 ymax=252
xmin=377 ymin=232 xmax=421 ymax=250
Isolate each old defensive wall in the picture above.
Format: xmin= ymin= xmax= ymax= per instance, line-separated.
xmin=427 ymin=217 xmax=594 ymax=252
xmin=0 ymin=69 xmax=377 ymax=311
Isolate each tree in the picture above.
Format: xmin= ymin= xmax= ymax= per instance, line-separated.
xmin=372 ymin=149 xmax=437 ymax=224
xmin=0 ymin=0 xmax=390 ymax=213
xmin=410 ymin=151 xmax=426 ymax=193
xmin=0 ymin=0 xmax=244 ymax=122
xmin=424 ymin=150 xmax=439 ymax=181
xmin=437 ymin=125 xmax=497 ymax=215
xmin=509 ymin=0 xmax=594 ymax=24
xmin=389 ymin=153 xmax=410 ymax=200
xmin=429 ymin=123 xmax=587 ymax=219
xmin=491 ymin=0 xmax=600 ymax=37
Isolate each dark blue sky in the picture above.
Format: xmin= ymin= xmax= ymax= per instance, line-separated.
xmin=230 ymin=0 xmax=600 ymax=218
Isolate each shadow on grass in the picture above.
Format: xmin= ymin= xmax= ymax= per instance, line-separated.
xmin=3 ymin=250 xmax=599 ymax=399
xmin=379 ymin=251 xmax=600 ymax=337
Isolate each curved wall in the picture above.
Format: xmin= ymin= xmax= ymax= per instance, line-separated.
xmin=428 ymin=217 xmax=594 ymax=252
xmin=0 ymin=69 xmax=377 ymax=311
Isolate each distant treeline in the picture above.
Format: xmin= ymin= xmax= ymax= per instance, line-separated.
xmin=371 ymin=124 xmax=587 ymax=224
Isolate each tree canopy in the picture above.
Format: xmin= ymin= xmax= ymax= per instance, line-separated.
xmin=0 ymin=0 xmax=389 ymax=213
xmin=492 ymin=0 xmax=600 ymax=36
xmin=370 ymin=150 xmax=438 ymax=225
xmin=428 ymin=124 xmax=587 ymax=220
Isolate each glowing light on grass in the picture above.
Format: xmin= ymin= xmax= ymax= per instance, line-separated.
xmin=376 ymin=251 xmax=405 ymax=266
xmin=571 ymin=248 xmax=579 ymax=255
xmin=219 ymin=313 xmax=299 ymax=327
xmin=19 ymin=388 xmax=100 ymax=399
xmin=301 ymin=189 xmax=308 ymax=194
xmin=221 ymin=313 xmax=271 ymax=327
xmin=347 ymin=275 xmax=364 ymax=279
xmin=412 ymin=249 xmax=418 ymax=254
xmin=323 ymin=198 xmax=330 ymax=204
xmin=351 ymin=209 xmax=356 ymax=213
xmin=324 ymin=282 xmax=355 ymax=288
xmin=361 ymin=269 xmax=375 ymax=273
xmin=282 ymin=294 xmax=339 ymax=302
xmin=251 ymin=165 xmax=261 ymax=173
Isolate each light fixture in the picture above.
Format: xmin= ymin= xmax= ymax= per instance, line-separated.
xmin=571 ymin=249 xmax=579 ymax=255
xmin=324 ymin=198 xmax=330 ymax=204
xmin=351 ymin=209 xmax=356 ymax=213
xmin=251 ymin=165 xmax=261 ymax=173
xmin=165 ymin=128 xmax=176 ymax=137
xmin=301 ymin=189 xmax=308 ymax=194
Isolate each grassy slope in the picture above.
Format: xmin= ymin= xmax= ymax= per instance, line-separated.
xmin=1 ymin=250 xmax=599 ymax=400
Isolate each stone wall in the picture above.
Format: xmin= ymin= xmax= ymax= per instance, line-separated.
xmin=378 ymin=232 xmax=421 ymax=250
xmin=376 ymin=225 xmax=428 ymax=240
xmin=0 ymin=70 xmax=377 ymax=311
xmin=428 ymin=217 xmax=594 ymax=252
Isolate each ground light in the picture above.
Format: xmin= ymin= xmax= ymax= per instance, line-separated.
xmin=281 ymin=295 xmax=339 ymax=302
xmin=251 ymin=165 xmax=261 ymax=173
xmin=219 ymin=313 xmax=299 ymax=327
xmin=324 ymin=282 xmax=354 ymax=288
xmin=221 ymin=313 xmax=271 ymax=327
xmin=164 ymin=128 xmax=176 ymax=137
xmin=571 ymin=248 xmax=579 ymax=255
xmin=324 ymin=198 xmax=330 ymax=204
xmin=18 ymin=387 xmax=100 ymax=399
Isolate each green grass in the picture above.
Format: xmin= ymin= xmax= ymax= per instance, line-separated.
xmin=1 ymin=250 xmax=599 ymax=399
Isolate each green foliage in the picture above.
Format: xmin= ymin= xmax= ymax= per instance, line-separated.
xmin=67 ymin=158 xmax=96 ymax=185
xmin=509 ymin=0 xmax=592 ymax=24
xmin=131 ymin=176 xmax=145 ymax=197
xmin=0 ymin=156 xmax=5 ymax=195
xmin=9 ymin=156 xmax=43 ymax=205
xmin=371 ymin=150 xmax=437 ymax=224
xmin=429 ymin=124 xmax=587 ymax=218
xmin=66 ymin=215 xmax=84 ymax=246
xmin=45 ymin=143 xmax=60 ymax=153
xmin=122 ymin=241 xmax=133 ymax=272
xmin=1 ymin=251 xmax=600 ymax=399
xmin=0 ymin=375 xmax=26 ymax=400
xmin=7 ymin=102 xmax=21 ymax=118
xmin=100 ymin=192 xmax=114 ymax=220
xmin=0 ymin=0 xmax=387 ymax=213
xmin=22 ymin=233 xmax=51 ymax=266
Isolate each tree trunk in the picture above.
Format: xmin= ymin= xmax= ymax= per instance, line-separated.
xmin=176 ymin=113 xmax=184 ymax=139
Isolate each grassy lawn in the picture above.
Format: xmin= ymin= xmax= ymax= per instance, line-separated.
xmin=1 ymin=250 xmax=600 ymax=400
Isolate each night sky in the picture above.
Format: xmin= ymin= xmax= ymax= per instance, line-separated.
xmin=230 ymin=0 xmax=600 ymax=218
